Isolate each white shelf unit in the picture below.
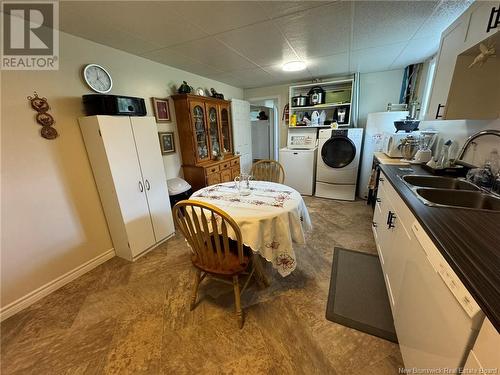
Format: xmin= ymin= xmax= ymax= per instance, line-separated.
xmin=288 ymin=78 xmax=355 ymax=127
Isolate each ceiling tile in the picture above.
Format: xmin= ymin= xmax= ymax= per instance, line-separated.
xmin=350 ymin=42 xmax=406 ymax=73
xmin=262 ymin=64 xmax=313 ymax=85
xmin=390 ymin=38 xmax=440 ymax=68
xmin=140 ymin=48 xmax=224 ymax=77
xmin=213 ymin=68 xmax=275 ymax=89
xmin=208 ymin=72 xmax=245 ymax=88
xmin=170 ymin=37 xmax=258 ymax=72
xmin=217 ymin=21 xmax=298 ymax=67
xmin=352 ymin=1 xmax=438 ymax=50
xmin=61 ymin=2 xmax=207 ymax=49
xmin=275 ymin=2 xmax=352 ymax=59
xmin=308 ymin=53 xmax=350 ymax=78
xmin=169 ymin=1 xmax=266 ymax=35
xmin=258 ymin=1 xmax=332 ymax=19
xmin=60 ymin=8 xmax=161 ymax=55
xmin=414 ymin=0 xmax=473 ymax=39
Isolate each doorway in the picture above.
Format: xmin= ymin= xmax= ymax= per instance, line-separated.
xmin=248 ymin=98 xmax=280 ymax=162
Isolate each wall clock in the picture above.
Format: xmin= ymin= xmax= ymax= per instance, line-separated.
xmin=83 ymin=64 xmax=113 ymax=93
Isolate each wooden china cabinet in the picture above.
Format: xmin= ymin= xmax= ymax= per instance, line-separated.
xmin=171 ymin=94 xmax=240 ymax=191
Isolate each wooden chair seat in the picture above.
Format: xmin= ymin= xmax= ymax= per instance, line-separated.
xmin=191 ymin=236 xmax=252 ymax=275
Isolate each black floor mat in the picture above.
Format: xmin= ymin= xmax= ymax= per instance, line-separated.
xmin=326 ymin=247 xmax=398 ymax=343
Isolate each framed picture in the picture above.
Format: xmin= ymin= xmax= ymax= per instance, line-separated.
xmin=152 ymin=97 xmax=171 ymax=122
xmin=158 ymin=132 xmax=175 ymax=154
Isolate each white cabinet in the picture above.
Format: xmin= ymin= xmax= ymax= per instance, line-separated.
xmin=373 ymin=171 xmax=485 ymax=371
xmin=464 ymin=2 xmax=500 ymax=50
xmin=426 ymin=20 xmax=468 ymax=120
xmin=464 ymin=318 xmax=500 ymax=372
xmin=372 ymin=177 xmax=414 ymax=311
xmin=79 ymin=115 xmax=174 ymax=260
xmin=426 ymin=1 xmax=500 ymax=120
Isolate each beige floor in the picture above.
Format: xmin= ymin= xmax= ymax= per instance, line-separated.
xmin=1 ymin=197 xmax=403 ymax=374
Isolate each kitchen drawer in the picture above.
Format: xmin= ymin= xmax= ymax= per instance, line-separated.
xmin=220 ymin=161 xmax=231 ymax=170
xmin=220 ymin=169 xmax=232 ymax=183
xmin=231 ymin=165 xmax=240 ymax=179
xmin=206 ymin=173 xmax=221 ymax=186
xmin=206 ymin=165 xmax=220 ymax=175
xmin=231 ymin=158 xmax=240 ymax=166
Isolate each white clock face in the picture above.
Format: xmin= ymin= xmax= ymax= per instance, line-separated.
xmin=83 ymin=64 xmax=113 ymax=93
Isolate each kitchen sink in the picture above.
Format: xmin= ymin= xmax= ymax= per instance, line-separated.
xmin=416 ymin=188 xmax=500 ymax=211
xmin=402 ymin=175 xmax=480 ymax=191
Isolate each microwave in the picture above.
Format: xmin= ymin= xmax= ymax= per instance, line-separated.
xmin=382 ymin=131 xmax=420 ymax=157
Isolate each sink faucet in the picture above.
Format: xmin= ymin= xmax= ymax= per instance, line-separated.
xmin=455 ymin=129 xmax=500 ymax=165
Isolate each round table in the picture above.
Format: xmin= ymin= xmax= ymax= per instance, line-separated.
xmin=190 ymin=181 xmax=312 ymax=277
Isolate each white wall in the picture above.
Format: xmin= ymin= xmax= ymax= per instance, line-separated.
xmin=358 ymin=69 xmax=404 ymax=128
xmin=0 ymin=31 xmax=243 ymax=314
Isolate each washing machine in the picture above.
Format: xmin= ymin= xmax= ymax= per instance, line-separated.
xmin=315 ymin=128 xmax=363 ymax=201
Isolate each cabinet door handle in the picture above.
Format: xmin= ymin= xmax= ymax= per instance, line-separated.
xmin=372 ymin=221 xmax=377 ymax=228
xmin=138 ymin=181 xmax=144 ymax=192
xmin=386 ymin=211 xmax=392 ymax=226
xmin=379 ymin=177 xmax=385 ymax=182
xmin=435 ymin=104 xmax=444 ymax=119
xmin=145 ymin=179 xmax=151 ymax=191
xmin=376 ymin=198 xmax=381 ymax=203
xmin=388 ymin=211 xmax=396 ymax=228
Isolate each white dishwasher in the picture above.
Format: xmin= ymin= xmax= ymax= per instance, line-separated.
xmin=394 ymin=220 xmax=484 ymax=372
xmin=279 ymin=147 xmax=317 ymax=195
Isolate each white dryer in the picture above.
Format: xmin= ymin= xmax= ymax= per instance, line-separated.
xmin=315 ymin=128 xmax=363 ymax=201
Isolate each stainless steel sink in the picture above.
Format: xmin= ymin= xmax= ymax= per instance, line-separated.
xmin=416 ymin=188 xmax=500 ymax=211
xmin=402 ymin=175 xmax=480 ymax=191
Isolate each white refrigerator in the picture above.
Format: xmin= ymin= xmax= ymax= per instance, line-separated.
xmin=279 ymin=147 xmax=317 ymax=195
xmin=358 ymin=111 xmax=408 ymax=199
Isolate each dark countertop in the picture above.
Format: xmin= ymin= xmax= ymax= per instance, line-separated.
xmin=379 ymin=164 xmax=500 ymax=333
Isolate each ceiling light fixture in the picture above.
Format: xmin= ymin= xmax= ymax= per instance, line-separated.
xmin=282 ymin=60 xmax=306 ymax=72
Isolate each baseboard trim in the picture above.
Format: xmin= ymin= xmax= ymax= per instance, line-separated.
xmin=0 ymin=248 xmax=115 ymax=322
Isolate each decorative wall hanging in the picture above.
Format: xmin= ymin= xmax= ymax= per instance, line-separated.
xmin=151 ymin=97 xmax=171 ymax=122
xmin=158 ymin=132 xmax=175 ymax=154
xmin=27 ymin=92 xmax=58 ymax=139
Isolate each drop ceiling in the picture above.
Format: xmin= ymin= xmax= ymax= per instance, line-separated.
xmin=60 ymin=1 xmax=472 ymax=89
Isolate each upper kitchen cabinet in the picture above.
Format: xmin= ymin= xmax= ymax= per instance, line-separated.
xmin=172 ymin=94 xmax=240 ymax=191
xmin=426 ymin=1 xmax=499 ymax=120
xmin=446 ymin=32 xmax=500 ymax=120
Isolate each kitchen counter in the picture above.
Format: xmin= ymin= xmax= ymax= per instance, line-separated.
xmin=379 ymin=164 xmax=500 ymax=333
xmin=374 ymin=152 xmax=411 ymax=166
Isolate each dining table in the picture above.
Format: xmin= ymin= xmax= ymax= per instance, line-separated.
xmin=189 ymin=180 xmax=312 ymax=282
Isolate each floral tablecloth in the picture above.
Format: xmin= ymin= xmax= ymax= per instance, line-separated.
xmin=190 ymin=181 xmax=312 ymax=276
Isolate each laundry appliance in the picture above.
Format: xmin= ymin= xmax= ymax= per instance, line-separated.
xmin=315 ymin=128 xmax=363 ymax=201
xmin=279 ymin=128 xmax=318 ymax=195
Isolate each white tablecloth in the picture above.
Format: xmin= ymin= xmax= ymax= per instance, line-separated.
xmin=190 ymin=181 xmax=312 ymax=276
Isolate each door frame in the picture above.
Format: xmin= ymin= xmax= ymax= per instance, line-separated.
xmin=247 ymin=95 xmax=281 ymax=160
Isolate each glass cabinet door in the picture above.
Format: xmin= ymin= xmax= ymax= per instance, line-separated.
xmin=219 ymin=105 xmax=232 ymax=154
xmin=189 ymin=101 xmax=210 ymax=162
xmin=206 ymin=104 xmax=221 ymax=158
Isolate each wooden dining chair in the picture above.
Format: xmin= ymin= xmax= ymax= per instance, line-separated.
xmin=172 ymin=199 xmax=256 ymax=329
xmin=251 ymin=159 xmax=285 ymax=183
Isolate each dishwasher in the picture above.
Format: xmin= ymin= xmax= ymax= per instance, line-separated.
xmin=394 ymin=221 xmax=484 ymax=372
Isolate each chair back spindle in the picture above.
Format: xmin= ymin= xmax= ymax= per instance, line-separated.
xmin=173 ymin=200 xmax=245 ymax=272
xmin=251 ymin=159 xmax=285 ymax=183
